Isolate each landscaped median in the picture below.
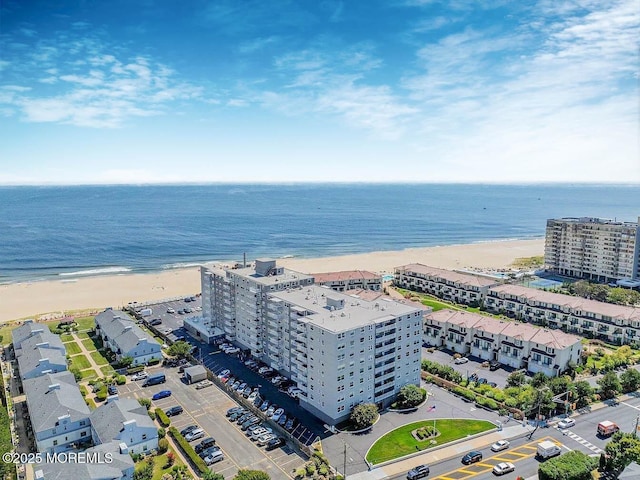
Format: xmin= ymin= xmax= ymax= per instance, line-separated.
xmin=365 ymin=418 xmax=495 ymax=465
xmin=168 ymin=426 xmax=209 ymax=475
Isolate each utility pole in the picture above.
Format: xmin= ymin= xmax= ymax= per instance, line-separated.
xmin=343 ymin=441 xmax=347 ymax=480
xmin=635 ymin=415 xmax=639 ymax=439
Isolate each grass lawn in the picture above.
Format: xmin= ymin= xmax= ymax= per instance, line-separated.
xmin=80 ymin=369 xmax=98 ymax=380
xmin=133 ymin=448 xmax=184 ymax=480
xmin=101 ymin=365 xmax=116 ymax=376
xmin=65 ymin=341 xmax=82 ymax=355
xmin=74 ymin=316 xmax=95 ymax=331
xmin=395 ymin=288 xmax=506 ymax=320
xmin=90 ymin=351 xmax=109 ymax=366
xmin=60 ymin=333 xmax=74 ymax=342
xmin=0 ymin=322 xmax=19 ymax=346
xmin=82 ymin=338 xmax=97 ymax=352
xmin=69 ymin=355 xmax=91 ymax=370
xmin=77 ymin=332 xmax=90 ymax=339
xmin=366 ymin=419 xmax=495 ymax=465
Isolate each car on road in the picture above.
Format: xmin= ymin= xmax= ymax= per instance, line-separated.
xmin=180 ymin=425 xmax=198 ymax=436
xmin=493 ymin=462 xmax=515 ymax=476
xmin=491 ymin=440 xmax=510 ymax=452
xmin=266 ymin=437 xmax=286 ymax=451
xmin=131 ymin=371 xmax=148 ymax=381
xmin=152 ymin=390 xmax=172 ymax=400
xmin=194 ymin=437 xmax=216 ymax=454
xmin=185 ymin=428 xmax=205 ymax=442
xmin=406 ymin=464 xmax=430 ymax=480
xmin=454 ymin=357 xmax=469 ymax=364
xmin=462 ymin=451 xmax=483 ymax=465
xmin=165 ymin=406 xmax=183 ymax=417
xmin=558 ymin=418 xmax=576 ymax=429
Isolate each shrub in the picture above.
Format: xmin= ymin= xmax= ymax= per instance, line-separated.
xmin=538 ymin=450 xmax=597 ymax=480
xmin=155 ymin=408 xmax=171 ymax=427
xmin=115 ymin=375 xmax=126 ymax=385
xmin=157 ymin=438 xmax=168 ymax=454
xmin=476 ymin=397 xmax=499 ymax=410
xmin=168 ymin=427 xmax=208 ymax=474
xmin=95 ymin=386 xmax=108 ymax=401
xmin=138 ymin=397 xmax=151 ymax=410
xmin=127 ymin=365 xmax=145 ymax=374
xmin=147 ymin=358 xmax=161 ymax=366
xmin=349 ymin=403 xmax=378 ymax=430
xmin=157 ymin=427 xmax=166 ymax=439
xmin=395 ymin=384 xmax=426 ymax=408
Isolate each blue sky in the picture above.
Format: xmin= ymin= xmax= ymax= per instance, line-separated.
xmin=0 ymin=0 xmax=638 ymax=184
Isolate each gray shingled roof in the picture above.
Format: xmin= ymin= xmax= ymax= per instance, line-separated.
xmin=22 ymin=371 xmax=89 ymax=433
xmin=90 ymin=398 xmax=154 ymax=444
xmin=12 ymin=321 xmax=50 ymax=350
xmin=35 ymin=440 xmax=134 ymax=480
xmin=16 ymin=341 xmax=67 ymax=378
xmin=16 ymin=331 xmax=66 ymax=356
xmin=95 ymin=309 xmax=160 ymax=355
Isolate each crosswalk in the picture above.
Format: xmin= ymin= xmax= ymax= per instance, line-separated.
xmin=560 ymin=429 xmax=603 ymax=454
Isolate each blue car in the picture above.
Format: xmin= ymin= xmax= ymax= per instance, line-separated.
xmin=152 ymin=390 xmax=172 ymax=400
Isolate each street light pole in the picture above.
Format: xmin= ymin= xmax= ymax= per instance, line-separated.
xmin=343 ymin=441 xmax=347 ymax=480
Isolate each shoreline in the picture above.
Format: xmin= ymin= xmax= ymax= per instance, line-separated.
xmin=0 ymin=238 xmax=544 ymax=323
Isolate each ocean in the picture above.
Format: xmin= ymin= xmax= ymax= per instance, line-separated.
xmin=0 ymin=183 xmax=637 ymax=283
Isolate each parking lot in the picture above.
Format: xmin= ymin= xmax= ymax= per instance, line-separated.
xmin=116 ymin=363 xmax=306 ymax=479
xmin=135 ymin=296 xmax=202 ymax=343
xmin=423 ymin=347 xmax=517 ymax=388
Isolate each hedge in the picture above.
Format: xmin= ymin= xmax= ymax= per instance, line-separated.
xmin=452 ymin=386 xmax=476 ymax=402
xmin=476 ymin=397 xmax=499 ymax=410
xmin=155 ymin=408 xmax=171 ymax=427
xmin=168 ymin=427 xmax=208 ymax=474
xmin=126 ymin=365 xmax=145 ymax=374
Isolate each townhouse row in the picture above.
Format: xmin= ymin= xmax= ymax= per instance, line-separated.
xmin=394 ymin=263 xmax=640 ymax=345
xmin=11 ymin=320 xmax=159 ymax=480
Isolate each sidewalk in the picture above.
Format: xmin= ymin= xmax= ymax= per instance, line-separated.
xmin=347 ymin=393 xmax=631 ymax=480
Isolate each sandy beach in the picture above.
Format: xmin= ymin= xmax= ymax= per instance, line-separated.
xmin=0 ymin=238 xmax=543 ymax=323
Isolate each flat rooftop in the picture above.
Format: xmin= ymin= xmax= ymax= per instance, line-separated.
xmin=270 ymin=285 xmax=421 ymax=333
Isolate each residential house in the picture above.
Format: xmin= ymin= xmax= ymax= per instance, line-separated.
xmin=95 ymin=309 xmax=161 ymax=366
xmin=312 ymin=270 xmax=382 ymax=292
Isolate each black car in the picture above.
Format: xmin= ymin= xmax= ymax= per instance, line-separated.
xmin=198 ymin=445 xmax=220 ymax=459
xmin=489 ymin=361 xmax=501 ymax=371
xmin=180 ymin=425 xmax=198 ymax=437
xmin=226 ymin=407 xmax=244 ymax=417
xmin=241 ymin=417 xmax=260 ymax=430
xmin=107 ymin=385 xmax=117 ymax=395
xmin=407 ymin=464 xmax=430 ymax=480
xmin=462 ymin=451 xmax=483 ymax=465
xmin=228 ymin=410 xmax=246 ymax=421
xmin=165 ymin=406 xmax=183 ymax=417
xmin=195 ymin=437 xmax=216 ymax=454
xmin=265 ymin=437 xmax=286 ymax=451
xmin=150 ymin=318 xmax=162 ymax=326
xmin=477 ymin=378 xmax=488 ymax=385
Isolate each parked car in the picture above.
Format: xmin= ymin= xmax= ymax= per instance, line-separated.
xmin=195 ymin=380 xmax=213 ymax=390
xmin=277 ymin=414 xmax=288 ymax=427
xmin=226 ymin=347 xmax=240 ymax=355
xmin=241 ymin=417 xmax=261 ymax=430
xmin=149 ymin=318 xmax=162 ymax=326
xmin=265 ymin=405 xmax=276 ymax=417
xmin=558 ymin=418 xmax=576 ymax=429
xmin=247 ymin=391 xmax=259 ymax=403
xmin=462 ymin=451 xmax=483 ymax=465
xmin=493 ymin=462 xmax=515 ymax=476
xmin=258 ymin=366 xmax=273 ymax=375
xmin=256 ymin=433 xmax=276 ymax=446
xmin=199 ymin=445 xmax=220 ymax=459
xmin=180 ymin=425 xmax=198 ymax=436
xmin=152 ymin=390 xmax=172 ymax=400
xmin=476 ymin=378 xmax=488 ymax=385
xmin=454 ymin=357 xmax=469 ymax=364
xmin=491 ymin=440 xmax=510 ymax=452
xmin=165 ymin=406 xmax=183 ymax=417
xmin=185 ymin=428 xmax=205 ymax=442
xmin=166 ymin=308 xmax=176 ymax=314
xmin=406 ymin=464 xmax=430 ymax=480
xmin=236 ymin=382 xmax=247 ymax=392
xmin=217 ymin=369 xmax=231 ymax=378
xmin=272 ymin=408 xmax=285 ymax=422
xmin=489 ymin=361 xmax=501 ymax=371
xmin=195 ymin=437 xmax=216 ymax=453
xmin=131 ymin=371 xmax=148 ymax=381
xmin=250 ymin=427 xmax=271 ymax=440
xmin=253 ymin=395 xmax=263 ymax=407
xmin=237 ymin=412 xmax=253 ymax=424
xmin=284 ymin=418 xmax=296 ymax=431
xmin=108 ymin=385 xmax=118 ymax=395
xmin=242 ymin=386 xmax=253 ymax=397
xmin=226 ymin=407 xmax=244 ymax=417
xmin=246 ymin=425 xmax=266 ymax=437
xmin=266 ymin=437 xmax=286 ymax=451
xmin=204 ymin=450 xmax=224 ymax=465
xmin=231 ymin=380 xmax=241 ymax=390
xmin=228 ymin=410 xmax=246 ymax=421
xmin=260 ymin=400 xmax=270 ymax=412
xmin=184 ymin=297 xmax=192 ymax=303
xmin=245 ymin=359 xmax=258 ymax=368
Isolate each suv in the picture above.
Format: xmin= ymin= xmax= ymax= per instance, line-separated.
xmin=489 ymin=361 xmax=501 ymax=371
xmin=462 ymin=451 xmax=483 ymax=465
xmin=165 ymin=406 xmax=183 ymax=417
xmin=194 ymin=437 xmax=216 ymax=453
xmin=407 ymin=464 xmax=430 ymax=480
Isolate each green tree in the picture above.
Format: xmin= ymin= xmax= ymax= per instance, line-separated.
xmin=168 ymin=341 xmax=192 ymax=358
xmin=530 ymin=372 xmax=548 ymax=389
xmin=396 ymin=384 xmax=424 ymax=408
xmin=133 ymin=461 xmax=153 ymax=480
xmin=604 ymin=432 xmax=640 ymax=474
xmin=119 ymin=356 xmax=134 ymax=368
xmin=234 ymin=470 xmax=271 ymax=480
xmin=69 ymin=367 xmax=82 ymax=382
xmin=203 ymin=472 xmax=225 ymax=480
xmin=548 ymin=376 xmax=572 ymax=396
xmin=597 ymin=371 xmax=621 ymax=400
xmin=591 ymin=284 xmax=609 ymax=302
xmin=620 ymin=368 xmax=640 ymax=393
xmin=574 ymin=381 xmax=594 ymax=408
xmin=506 ymin=370 xmax=527 ymax=388
xmin=538 ymin=450 xmax=597 ymax=480
xmin=350 ymin=403 xmax=378 ymax=430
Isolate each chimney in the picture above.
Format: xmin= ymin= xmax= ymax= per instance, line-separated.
xmin=119 ymin=442 xmax=129 ymax=454
xmin=35 ymin=342 xmax=50 ymax=348
xmin=124 ymin=325 xmax=133 ymax=331
xmin=48 ymin=383 xmax=61 ymax=392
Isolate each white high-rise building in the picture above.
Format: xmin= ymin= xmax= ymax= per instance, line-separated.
xmin=265 ymin=286 xmax=423 ymax=425
xmin=545 ymin=217 xmax=640 ymax=283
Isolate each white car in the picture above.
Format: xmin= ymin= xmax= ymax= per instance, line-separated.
xmin=185 ymin=428 xmax=205 ymax=442
xmin=491 ymin=440 xmax=510 ymax=452
xmin=272 ymin=408 xmax=285 ymax=422
xmin=454 ymin=357 xmax=469 ymax=364
xmin=131 ymin=371 xmax=148 ymax=381
xmin=256 ymin=433 xmax=276 ymax=446
xmin=217 ymin=369 xmax=231 ymax=378
xmin=226 ymin=347 xmax=240 ymax=354
xmin=558 ymin=418 xmax=576 ymax=429
xmin=204 ymin=450 xmax=224 ymax=465
xmin=195 ymin=380 xmax=213 ymax=390
xmin=493 ymin=462 xmax=515 ymax=476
